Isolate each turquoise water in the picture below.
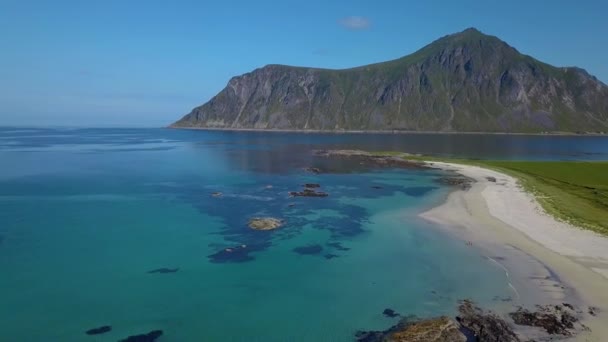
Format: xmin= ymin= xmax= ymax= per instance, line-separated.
xmin=1 ymin=128 xmax=605 ymax=341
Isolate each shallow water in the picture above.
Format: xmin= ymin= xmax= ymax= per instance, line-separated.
xmin=1 ymin=128 xmax=606 ymax=341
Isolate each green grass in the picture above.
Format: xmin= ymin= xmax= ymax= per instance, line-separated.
xmin=373 ymin=152 xmax=608 ymax=235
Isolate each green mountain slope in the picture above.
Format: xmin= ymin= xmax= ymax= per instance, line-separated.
xmin=172 ymin=28 xmax=608 ymax=133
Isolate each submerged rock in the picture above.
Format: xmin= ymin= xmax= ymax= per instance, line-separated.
xmin=85 ymin=325 xmax=111 ymax=335
xmin=383 ymin=308 xmax=400 ymax=318
xmin=289 ymin=189 xmax=329 ymax=197
xmin=324 ymin=253 xmax=339 ymax=260
xmin=456 ymin=300 xmax=520 ymax=342
xmin=303 ymin=183 xmax=320 ymax=188
xmin=147 ymin=268 xmax=179 ymax=274
xmin=326 ymin=242 xmax=350 ymax=251
xmin=211 ymin=192 xmax=223 ymax=197
xmin=248 ymin=217 xmax=283 ymax=230
xmin=293 ymin=244 xmax=323 ymax=255
xmin=356 ymin=316 xmax=465 ymax=342
xmin=208 ymin=243 xmax=266 ymax=263
xmin=119 ymin=330 xmax=163 ymax=342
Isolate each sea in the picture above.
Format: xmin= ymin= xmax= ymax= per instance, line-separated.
xmin=1 ymin=127 xmax=607 ymax=341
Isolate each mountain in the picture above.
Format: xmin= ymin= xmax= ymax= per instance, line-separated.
xmin=171 ymin=28 xmax=608 ymax=133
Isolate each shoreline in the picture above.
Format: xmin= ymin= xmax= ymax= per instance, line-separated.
xmin=419 ymin=162 xmax=608 ymax=340
xmin=168 ymin=126 xmax=608 ymax=137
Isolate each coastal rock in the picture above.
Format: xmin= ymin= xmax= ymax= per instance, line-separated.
xmin=356 ymin=316 xmax=466 ymax=342
xmin=509 ymin=304 xmax=580 ymax=336
xmin=486 ymin=176 xmax=497 ymax=182
xmin=119 ymin=330 xmax=163 ymax=342
xmin=85 ymin=325 xmax=111 ymax=335
xmin=435 ymin=176 xmax=473 ymax=190
xmin=248 ymin=217 xmax=283 ymax=230
xmin=304 ymin=167 xmax=321 ymax=174
xmin=289 ymin=189 xmax=329 ymax=197
xmin=456 ymin=300 xmax=520 ymax=342
xmin=303 ymin=183 xmax=320 ymax=188
xmin=211 ymin=192 xmax=223 ymax=197
xmin=147 ymin=268 xmax=179 ymax=274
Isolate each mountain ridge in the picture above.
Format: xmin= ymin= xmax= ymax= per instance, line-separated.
xmin=172 ymin=28 xmax=608 ymax=133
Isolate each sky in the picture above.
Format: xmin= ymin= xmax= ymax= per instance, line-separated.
xmin=1 ymin=0 xmax=607 ymax=127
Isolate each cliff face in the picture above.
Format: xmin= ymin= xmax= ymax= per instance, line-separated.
xmin=172 ymin=28 xmax=608 ymax=133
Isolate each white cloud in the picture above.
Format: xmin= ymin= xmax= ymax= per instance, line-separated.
xmin=338 ymin=16 xmax=371 ymax=30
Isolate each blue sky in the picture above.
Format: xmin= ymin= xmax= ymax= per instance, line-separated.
xmin=1 ymin=0 xmax=607 ymax=127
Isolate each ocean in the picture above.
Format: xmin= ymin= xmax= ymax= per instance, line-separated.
xmin=1 ymin=127 xmax=607 ymax=341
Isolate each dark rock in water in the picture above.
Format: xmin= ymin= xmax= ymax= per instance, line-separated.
xmin=435 ymin=176 xmax=473 ymax=190
xmin=356 ymin=316 xmax=466 ymax=342
xmin=326 ymin=242 xmax=350 ymax=251
xmin=371 ymin=185 xmax=383 ymax=189
xmin=119 ymin=330 xmax=163 ymax=342
xmin=287 ymin=203 xmax=296 ymax=208
xmin=305 ymin=167 xmax=321 ymax=174
xmin=324 ymin=253 xmax=339 ymax=260
xmin=303 ymin=183 xmax=320 ymax=188
xmin=211 ymin=191 xmax=223 ymax=197
xmin=85 ymin=325 xmax=111 ymax=335
xmin=289 ymin=189 xmax=328 ymax=197
xmin=456 ymin=300 xmax=520 ymax=341
xmin=486 ymin=176 xmax=497 ymax=182
xmin=383 ymin=308 xmax=400 ymax=318
xmin=147 ymin=268 xmax=179 ymax=274
xmin=509 ymin=304 xmax=580 ymax=336
xmin=293 ymin=244 xmax=323 ymax=255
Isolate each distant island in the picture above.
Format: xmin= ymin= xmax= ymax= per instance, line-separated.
xmin=171 ymin=28 xmax=608 ymax=133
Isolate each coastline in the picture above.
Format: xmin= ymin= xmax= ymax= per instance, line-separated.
xmin=168 ymin=126 xmax=608 ymax=137
xmin=420 ymin=162 xmax=608 ymax=340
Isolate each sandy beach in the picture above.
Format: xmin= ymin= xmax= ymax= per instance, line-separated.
xmin=420 ymin=162 xmax=608 ymax=341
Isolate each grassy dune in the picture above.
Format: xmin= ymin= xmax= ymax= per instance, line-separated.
xmin=374 ymin=152 xmax=608 ymax=234
xmin=477 ymin=161 xmax=608 ymax=234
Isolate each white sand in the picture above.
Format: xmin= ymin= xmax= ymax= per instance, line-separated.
xmin=420 ymin=162 xmax=608 ymax=341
